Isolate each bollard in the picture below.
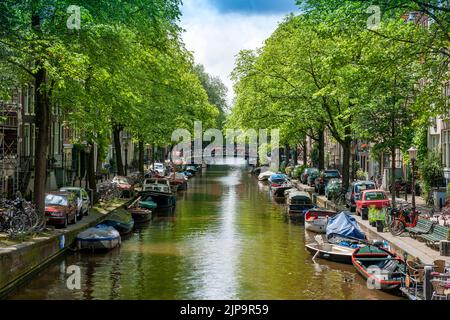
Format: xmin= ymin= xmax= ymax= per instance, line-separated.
xmin=423 ymin=266 xmax=433 ymax=300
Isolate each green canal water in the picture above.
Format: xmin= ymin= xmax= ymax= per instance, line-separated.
xmin=9 ymin=161 xmax=400 ymax=300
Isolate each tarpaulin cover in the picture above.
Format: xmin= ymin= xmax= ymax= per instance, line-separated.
xmin=326 ymin=211 xmax=366 ymax=240
xmin=76 ymin=224 xmax=120 ymax=241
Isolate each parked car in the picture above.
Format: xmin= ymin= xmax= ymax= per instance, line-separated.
xmin=301 ymin=168 xmax=319 ymax=185
xmin=306 ymin=169 xmax=320 ymax=187
xmin=345 ymin=180 xmax=377 ymax=212
xmin=325 ymin=178 xmax=342 ymax=200
xmin=112 ymin=176 xmax=134 ymax=197
xmin=355 ymin=189 xmax=390 ymax=216
xmin=59 ymin=187 xmax=90 ymax=220
xmin=314 ymin=170 xmax=341 ymax=195
xmin=151 ymin=162 xmax=166 ymax=175
xmin=45 ymin=192 xmax=78 ymax=228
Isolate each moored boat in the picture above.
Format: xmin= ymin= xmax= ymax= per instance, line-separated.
xmin=286 ymin=191 xmax=315 ymax=220
xmin=103 ymin=209 xmax=134 ymax=235
xmin=76 ymin=225 xmax=121 ymax=251
xmin=129 ymin=206 xmax=152 ymax=223
xmin=352 ymin=245 xmax=405 ymax=291
xmin=139 ymin=196 xmax=157 ymax=210
xmin=305 ymin=242 xmax=357 ymax=264
xmin=269 ymin=174 xmax=293 ymax=198
xmin=141 ymin=178 xmax=176 ymax=208
xmin=304 ymin=208 xmax=337 ymax=233
xmin=258 ymin=171 xmax=274 ymax=181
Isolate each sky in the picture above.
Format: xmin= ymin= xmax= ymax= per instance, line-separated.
xmin=180 ymin=0 xmax=300 ymax=104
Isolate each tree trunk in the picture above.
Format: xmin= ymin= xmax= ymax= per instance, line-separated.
xmin=292 ymin=145 xmax=298 ymax=166
xmin=318 ymin=128 xmax=325 ymax=171
xmin=33 ymin=65 xmax=50 ymax=216
xmin=342 ymin=139 xmax=351 ymax=191
xmin=87 ymin=143 xmax=97 ymax=204
xmin=303 ymin=140 xmax=308 ymax=166
xmin=112 ymin=124 xmax=124 ymax=176
xmin=138 ymin=139 xmax=144 ymax=174
xmin=31 ymin=12 xmax=51 ymax=216
xmin=391 ymin=146 xmax=396 ymax=206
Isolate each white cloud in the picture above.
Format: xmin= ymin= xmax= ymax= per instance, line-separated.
xmin=180 ymin=0 xmax=290 ymax=104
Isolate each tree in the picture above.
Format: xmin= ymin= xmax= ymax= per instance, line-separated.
xmin=193 ymin=64 xmax=229 ymax=129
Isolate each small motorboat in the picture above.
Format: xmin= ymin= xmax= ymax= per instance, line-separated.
xmin=103 ymin=209 xmax=134 ymax=235
xmin=141 ymin=178 xmax=176 ymax=208
xmin=269 ymin=174 xmax=293 ymax=198
xmin=286 ymin=191 xmax=315 ymax=220
xmin=128 ymin=197 xmax=152 ymax=223
xmin=305 ymin=208 xmax=337 ymax=233
xmin=168 ymin=172 xmax=188 ymax=191
xmin=352 ymin=245 xmax=405 ymax=291
xmin=258 ymin=171 xmax=274 ymax=181
xmin=76 ymin=224 xmax=121 ymax=251
xmin=129 ymin=206 xmax=152 ymax=223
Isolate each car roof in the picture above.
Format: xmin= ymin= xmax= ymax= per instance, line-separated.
xmin=354 ymin=180 xmax=375 ymax=185
xmin=46 ymin=191 xmax=70 ymax=196
xmin=60 ymin=187 xmax=83 ymax=191
xmin=362 ymin=189 xmax=385 ymax=193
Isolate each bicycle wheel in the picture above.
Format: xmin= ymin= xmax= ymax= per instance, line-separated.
xmin=8 ymin=215 xmax=27 ymax=236
xmin=389 ymin=219 xmax=405 ymax=236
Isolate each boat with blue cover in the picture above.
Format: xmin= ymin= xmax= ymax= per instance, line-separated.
xmin=76 ymin=224 xmax=121 ymax=251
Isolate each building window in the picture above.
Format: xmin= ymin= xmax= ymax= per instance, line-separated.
xmin=430 ymin=134 xmax=440 ymax=152
xmin=23 ymin=124 xmax=30 ymax=157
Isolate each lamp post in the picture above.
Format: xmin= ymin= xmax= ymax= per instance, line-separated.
xmin=408 ymin=147 xmax=418 ymax=212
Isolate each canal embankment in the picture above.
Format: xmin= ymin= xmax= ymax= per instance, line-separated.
xmin=0 ymin=200 xmax=128 ymax=298
xmin=292 ymin=180 xmax=450 ymax=265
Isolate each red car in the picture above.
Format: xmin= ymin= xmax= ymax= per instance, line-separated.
xmin=113 ymin=176 xmax=134 ymax=197
xmin=355 ymin=190 xmax=390 ymax=216
xmin=45 ymin=192 xmax=78 ymax=228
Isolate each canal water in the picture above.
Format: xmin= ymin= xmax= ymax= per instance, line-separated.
xmin=10 ymin=161 xmax=400 ymax=300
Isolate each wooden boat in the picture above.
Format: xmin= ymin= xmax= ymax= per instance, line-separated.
xmin=352 ymin=245 xmax=405 ymax=291
xmin=305 ymin=208 xmax=337 ymax=233
xmin=129 ymin=206 xmax=152 ymax=223
xmin=76 ymin=225 xmax=121 ymax=251
xmin=103 ymin=209 xmax=134 ymax=235
xmin=128 ymin=197 xmax=153 ymax=223
xmin=305 ymin=242 xmax=357 ymax=264
xmin=269 ymin=174 xmax=293 ymax=198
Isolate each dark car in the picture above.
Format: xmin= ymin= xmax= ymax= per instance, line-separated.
xmin=301 ymin=168 xmax=319 ymax=185
xmin=306 ymin=169 xmax=320 ymax=187
xmin=45 ymin=192 xmax=78 ymax=228
xmin=314 ymin=170 xmax=341 ymax=195
xmin=345 ymin=180 xmax=377 ymax=212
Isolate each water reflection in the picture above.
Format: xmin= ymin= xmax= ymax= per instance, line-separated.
xmin=9 ymin=161 xmax=401 ymax=300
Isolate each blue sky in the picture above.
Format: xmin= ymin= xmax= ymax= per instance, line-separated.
xmin=209 ymin=0 xmax=298 ymax=14
xmin=180 ymin=0 xmax=299 ymax=104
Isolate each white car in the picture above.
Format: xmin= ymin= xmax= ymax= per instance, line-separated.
xmin=59 ymin=187 xmax=90 ymax=219
xmin=151 ymin=163 xmax=165 ymax=175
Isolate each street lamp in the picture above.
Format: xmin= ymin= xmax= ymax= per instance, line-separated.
xmin=408 ymin=146 xmax=418 ymax=212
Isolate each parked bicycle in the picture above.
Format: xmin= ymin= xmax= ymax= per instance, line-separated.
xmin=0 ymin=196 xmax=44 ymax=237
xmin=386 ymin=203 xmax=420 ymax=236
xmin=97 ymin=181 xmax=123 ymax=202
